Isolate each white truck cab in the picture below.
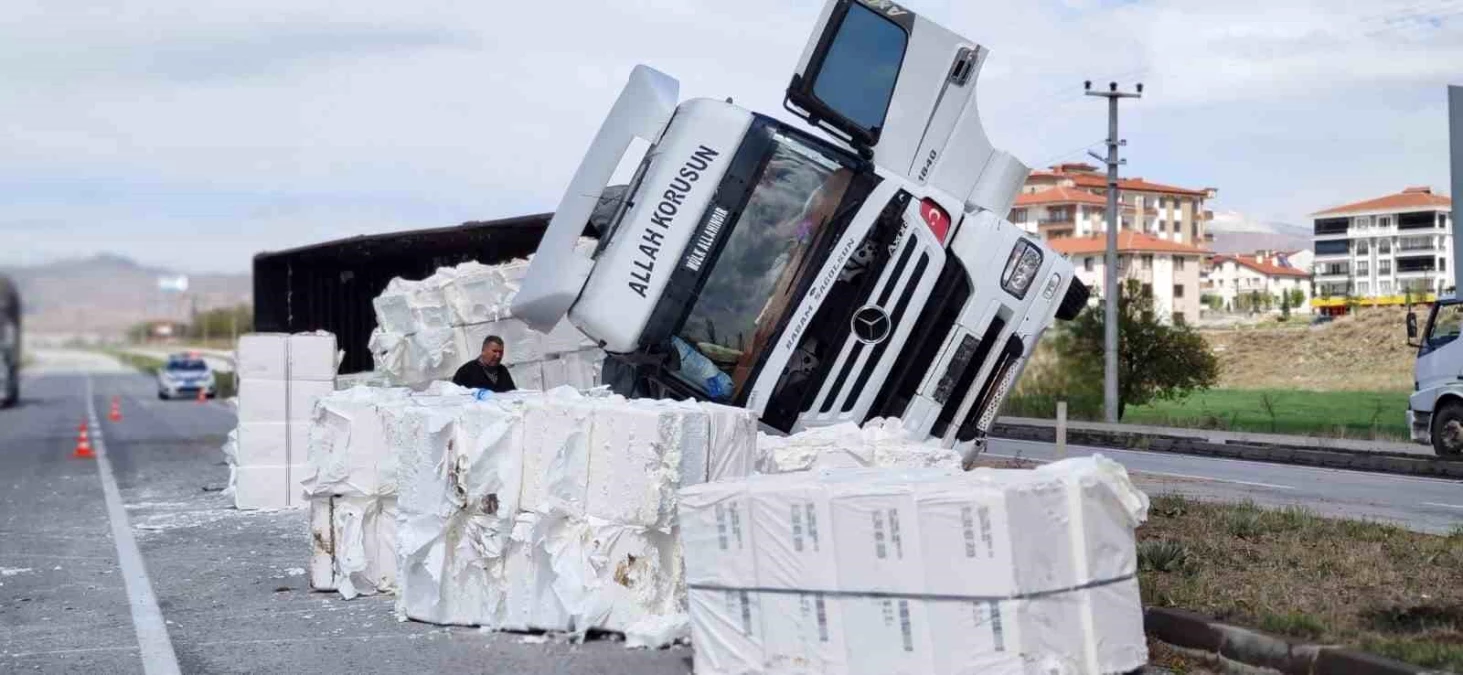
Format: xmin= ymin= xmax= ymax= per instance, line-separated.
xmin=513 ymin=0 xmax=1087 ymax=460
xmin=1407 ymin=295 xmax=1463 ymax=455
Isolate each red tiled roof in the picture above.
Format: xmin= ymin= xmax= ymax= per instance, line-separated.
xmin=1312 ymin=187 xmax=1452 ymax=216
xmin=1047 ymin=232 xmax=1209 ymax=256
xmin=1066 ymin=172 xmax=1210 ymax=197
xmin=1211 ymin=254 xmax=1309 ymax=278
xmin=1013 ymin=187 xmax=1108 ymax=207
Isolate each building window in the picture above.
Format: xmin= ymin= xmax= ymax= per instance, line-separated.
xmin=1380 ymin=260 xmax=1392 ymax=275
xmin=1379 ymin=239 xmax=1392 ymax=254
xmin=1174 ymin=256 xmax=1186 ymax=271
xmin=1442 ymin=258 xmax=1448 ymax=273
xmin=1380 ymin=281 xmax=1391 ymax=295
xmin=1084 ymin=257 xmax=1094 ymax=272
xmin=1173 ymin=311 xmax=1186 ymax=325
xmin=1356 ymin=241 xmax=1369 ymax=255
xmin=1047 ymin=207 xmax=1071 ymax=222
xmin=1141 ymin=282 xmax=1153 ymax=297
xmin=1357 ymin=281 xmax=1370 ymax=295
xmin=1010 ymin=208 xmax=1027 ymax=224
xmin=1315 ymin=240 xmax=1349 ymax=255
xmin=1142 ymin=254 xmax=1153 ymax=270
xmin=1379 ymin=215 xmax=1394 ymax=228
xmin=1356 ymin=261 xmax=1368 ymax=276
xmin=1174 ymin=284 xmax=1185 ymax=298
xmin=1354 ymin=216 xmax=1372 ymax=229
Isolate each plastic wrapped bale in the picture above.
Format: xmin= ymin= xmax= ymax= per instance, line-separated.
xmin=394 ymin=397 xmax=528 ymax=627
xmin=755 ymin=419 xmax=960 ymax=475
xmin=302 ymin=386 xmax=413 ymax=598
xmin=678 ymin=457 xmax=1150 ymax=675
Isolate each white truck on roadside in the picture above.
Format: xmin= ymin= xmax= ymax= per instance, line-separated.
xmin=513 ymin=0 xmax=1088 ymax=462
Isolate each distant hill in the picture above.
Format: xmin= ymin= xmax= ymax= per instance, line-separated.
xmin=1207 ymin=210 xmax=1312 ymax=255
xmin=0 ymin=255 xmax=250 ymax=336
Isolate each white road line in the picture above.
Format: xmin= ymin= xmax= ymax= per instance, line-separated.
xmin=983 ymin=452 xmax=1296 ymax=490
xmin=1424 ymin=502 xmax=1463 ymax=510
xmin=84 ymin=377 xmax=182 ymax=675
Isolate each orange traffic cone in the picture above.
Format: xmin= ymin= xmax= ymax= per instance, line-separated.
xmin=73 ymin=423 xmax=96 ymax=459
xmin=108 ymin=397 xmax=122 ymax=422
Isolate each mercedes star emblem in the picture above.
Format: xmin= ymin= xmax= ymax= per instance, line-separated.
xmin=851 ymin=305 xmax=892 ymax=345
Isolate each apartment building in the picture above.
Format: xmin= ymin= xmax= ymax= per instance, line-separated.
xmin=1015 ymin=163 xmax=1217 ymax=246
xmin=1205 ymin=252 xmax=1312 ymax=314
xmin=1010 ymin=187 xmax=1107 ymax=239
xmin=1049 ymin=232 xmax=1208 ymax=324
xmin=1310 ymin=187 xmax=1454 ymax=313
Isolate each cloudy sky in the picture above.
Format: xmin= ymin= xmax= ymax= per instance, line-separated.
xmin=1 ymin=0 xmax=1458 ymax=272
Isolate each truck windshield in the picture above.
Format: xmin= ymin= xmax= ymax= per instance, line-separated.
xmin=674 ymin=136 xmax=858 ymax=400
xmin=1425 ymin=303 xmax=1463 ymax=354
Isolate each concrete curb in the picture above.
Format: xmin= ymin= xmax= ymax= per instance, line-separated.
xmin=989 ymin=422 xmax=1463 ymax=479
xmin=1145 ymin=608 xmax=1453 ymax=675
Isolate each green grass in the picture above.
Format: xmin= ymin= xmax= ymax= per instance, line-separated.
xmin=1141 ymin=495 xmax=1463 ymax=671
xmin=1118 ymin=389 xmax=1408 ymax=440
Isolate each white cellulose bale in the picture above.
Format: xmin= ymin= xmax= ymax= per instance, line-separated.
xmin=302 ymin=386 xmax=413 ymax=598
xmin=395 ymin=396 xmax=527 ymax=627
xmin=678 ymin=456 xmax=1150 ymax=675
xmin=229 ymin=332 xmax=342 ymax=511
xmin=292 ymin=382 xmax=758 ymax=645
xmin=756 ymin=419 xmax=960 ymax=475
xmin=369 ymin=243 xmax=604 ymax=390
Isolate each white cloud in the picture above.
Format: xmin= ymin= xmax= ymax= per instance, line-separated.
xmin=0 ymin=0 xmax=1456 ymax=272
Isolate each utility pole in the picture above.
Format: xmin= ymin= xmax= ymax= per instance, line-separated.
xmin=1449 ymin=85 xmax=1461 ymax=291
xmin=1085 ymin=80 xmax=1142 ymax=424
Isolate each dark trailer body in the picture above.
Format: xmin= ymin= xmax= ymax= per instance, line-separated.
xmin=251 ymin=215 xmax=554 ymax=375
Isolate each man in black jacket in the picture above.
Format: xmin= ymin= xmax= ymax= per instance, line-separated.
xmin=451 ymin=335 xmax=517 ymax=392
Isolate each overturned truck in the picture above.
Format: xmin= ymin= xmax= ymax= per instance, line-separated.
xmin=513 ymin=0 xmax=1088 ymax=461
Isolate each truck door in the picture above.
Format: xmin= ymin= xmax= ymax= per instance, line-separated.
xmin=1418 ymin=301 xmax=1463 ymax=391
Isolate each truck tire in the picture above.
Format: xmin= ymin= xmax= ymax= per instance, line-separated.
xmin=1430 ymin=401 xmax=1463 ymax=457
xmin=1055 ymin=279 xmax=1090 ymax=321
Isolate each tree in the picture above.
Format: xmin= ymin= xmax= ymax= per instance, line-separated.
xmin=1058 ymin=279 xmax=1220 ymax=419
xmin=1249 ymin=290 xmax=1262 ymax=314
xmin=1289 ymin=288 xmax=1305 ymax=309
xmin=1280 ymin=291 xmax=1291 ymax=320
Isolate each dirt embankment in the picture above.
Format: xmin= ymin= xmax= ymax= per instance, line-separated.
xmin=1202 ymin=308 xmax=1415 ymax=392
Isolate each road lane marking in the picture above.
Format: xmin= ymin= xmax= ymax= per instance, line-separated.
xmin=983 ymin=452 xmax=1296 ymax=490
xmin=1424 ymin=502 xmax=1463 ymax=510
xmin=85 ymin=376 xmax=182 ymax=675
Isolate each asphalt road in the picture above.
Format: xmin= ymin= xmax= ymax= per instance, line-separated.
xmin=987 ymin=438 xmax=1463 ymax=534
xmin=3 ymin=350 xmax=1458 ymax=674
xmin=2 ymin=350 xmax=691 ymax=674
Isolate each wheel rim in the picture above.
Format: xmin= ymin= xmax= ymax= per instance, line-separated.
xmin=1442 ymin=419 xmax=1463 ymax=454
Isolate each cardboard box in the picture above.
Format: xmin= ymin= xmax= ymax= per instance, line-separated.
xmin=236 ymin=333 xmax=339 ymax=382
xmin=679 ymin=481 xmax=756 ymax=589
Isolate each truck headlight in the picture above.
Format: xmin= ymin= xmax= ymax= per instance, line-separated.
xmin=1000 ymin=240 xmax=1044 ymax=300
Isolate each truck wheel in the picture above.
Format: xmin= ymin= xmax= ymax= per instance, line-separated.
xmin=1056 ymin=279 xmax=1090 ymax=321
xmin=1430 ymin=402 xmax=1463 ymax=457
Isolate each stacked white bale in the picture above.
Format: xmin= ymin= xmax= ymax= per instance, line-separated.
xmin=679 ymin=457 xmax=1150 ymax=675
xmin=755 ymin=418 xmax=962 ymax=474
xmin=230 ymin=332 xmax=340 ymax=510
xmin=387 ymin=387 xmax=759 ymax=642
xmin=368 ymin=241 xmax=604 ymax=391
xmin=302 ymin=386 xmax=413 ymax=598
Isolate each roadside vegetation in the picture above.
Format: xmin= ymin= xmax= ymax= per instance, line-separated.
xmin=1139 ymin=496 xmax=1463 ymax=671
xmin=1123 ymin=388 xmax=1410 ymax=440
xmin=1003 ymin=297 xmax=1417 ymax=440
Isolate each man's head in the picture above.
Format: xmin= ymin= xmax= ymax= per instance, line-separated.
xmin=479 ymin=335 xmax=505 ymax=366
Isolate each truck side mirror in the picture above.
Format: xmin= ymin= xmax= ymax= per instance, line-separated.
xmin=1407 ymin=310 xmax=1419 ymax=347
